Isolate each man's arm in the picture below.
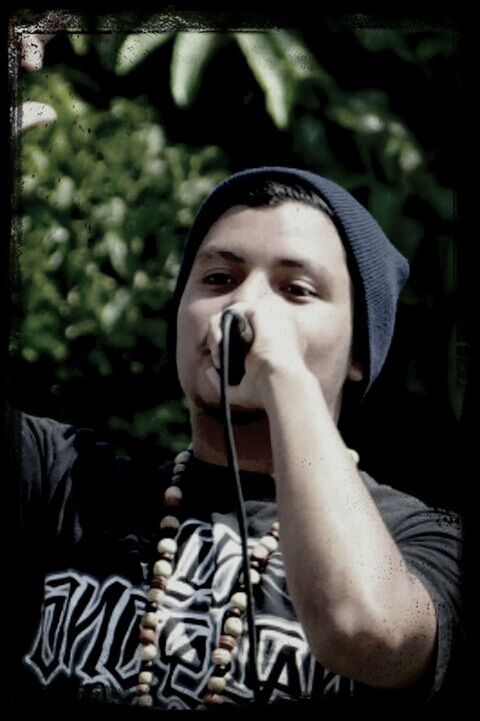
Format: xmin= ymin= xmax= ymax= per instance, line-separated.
xmin=264 ymin=367 xmax=437 ymax=689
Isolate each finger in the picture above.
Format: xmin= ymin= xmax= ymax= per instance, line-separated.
xmin=224 ymin=301 xmax=257 ymax=345
xmin=205 ymin=366 xmax=221 ymax=399
xmin=205 ymin=313 xmax=223 ymax=370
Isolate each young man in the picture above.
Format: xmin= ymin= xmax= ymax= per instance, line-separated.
xmin=11 ymin=167 xmax=464 ymax=713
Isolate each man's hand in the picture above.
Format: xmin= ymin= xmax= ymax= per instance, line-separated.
xmin=204 ymin=299 xmax=312 ymax=411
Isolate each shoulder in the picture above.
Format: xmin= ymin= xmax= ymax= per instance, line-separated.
xmin=361 ymin=470 xmax=466 ymax=701
xmin=21 ymin=412 xmax=97 ymax=500
xmin=360 ymin=469 xmax=463 ymax=615
xmin=360 ymin=470 xmax=462 ymax=540
xmin=22 ymin=411 xmax=94 ymax=464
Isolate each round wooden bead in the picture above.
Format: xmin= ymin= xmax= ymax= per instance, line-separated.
xmin=137 ymin=694 xmax=153 ymax=707
xmin=141 ymin=611 xmax=160 ymax=629
xmin=173 ymin=463 xmax=186 ymax=474
xmin=219 ymin=634 xmax=236 ymax=651
xmin=207 ymin=676 xmax=227 ymax=693
xmin=259 ymin=534 xmax=278 ymax=553
xmin=203 ymin=692 xmax=224 ymax=704
xmin=174 ymin=451 xmax=191 ymax=464
xmin=159 ymin=552 xmax=174 ymax=562
xmin=139 ymin=627 xmax=157 ymax=645
xmin=249 ymin=568 xmax=261 ymax=585
xmin=240 ymin=569 xmax=261 ymax=586
xmin=160 ymin=515 xmax=180 ymax=530
xmin=147 ymin=588 xmax=166 ymax=606
xmin=153 ymin=559 xmax=173 ymax=578
xmin=227 ymin=606 xmax=242 ymax=618
xmin=139 ymin=643 xmax=158 ymax=661
xmin=348 ymin=448 xmax=360 ymax=466
xmin=212 ymin=648 xmax=232 ymax=666
xmin=157 ymin=538 xmax=178 ymax=555
xmin=164 ymin=486 xmax=183 ymax=507
xmin=251 ymin=543 xmax=269 ymax=561
xmin=224 ymin=616 xmax=242 ymax=637
xmin=137 ymin=683 xmax=151 ymax=695
xmin=150 ymin=576 xmax=167 ymax=590
xmin=270 ymin=521 xmax=280 ymax=533
xmin=139 ymin=671 xmax=153 ymax=685
xmin=230 ymin=592 xmax=247 ymax=612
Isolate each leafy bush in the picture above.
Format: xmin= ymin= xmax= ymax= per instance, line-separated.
xmin=13 ymin=68 xmax=228 ymax=458
xmin=10 ymin=20 xmax=465 ymax=506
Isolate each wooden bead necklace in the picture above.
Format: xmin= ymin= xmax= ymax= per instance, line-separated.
xmin=134 ymin=445 xmax=359 ymax=709
xmin=134 ymin=446 xmax=279 ymax=709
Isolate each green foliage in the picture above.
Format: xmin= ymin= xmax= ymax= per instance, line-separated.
xmin=170 ymin=32 xmax=224 ymax=107
xmin=15 ymin=69 xmax=228 ymax=454
xmin=233 ymin=32 xmax=295 ymax=129
xmin=69 ymin=28 xmax=331 ymax=130
xmin=116 ymin=32 xmax=173 ymax=75
xmin=12 ymin=20 xmax=464 ymax=484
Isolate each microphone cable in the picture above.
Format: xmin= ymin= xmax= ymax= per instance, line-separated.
xmin=219 ymin=310 xmax=261 ymax=705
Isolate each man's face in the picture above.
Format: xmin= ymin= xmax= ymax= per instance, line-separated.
xmin=176 ymin=201 xmax=362 ymax=420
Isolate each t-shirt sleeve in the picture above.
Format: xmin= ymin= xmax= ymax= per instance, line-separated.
xmin=362 ymin=472 xmax=465 ymax=701
xmin=20 ymin=412 xmax=97 ymax=542
xmin=19 ymin=412 xmax=160 ymax=546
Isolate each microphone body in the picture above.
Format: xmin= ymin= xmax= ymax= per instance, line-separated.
xmin=221 ymin=309 xmax=254 ymax=385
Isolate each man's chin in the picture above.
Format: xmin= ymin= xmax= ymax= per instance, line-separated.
xmin=195 ymin=398 xmax=268 ymax=426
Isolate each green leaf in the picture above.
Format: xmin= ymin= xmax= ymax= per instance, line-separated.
xmin=69 ymin=33 xmax=90 ymax=56
xmin=95 ymin=33 xmax=128 ymax=73
xmin=115 ymin=32 xmax=172 ymax=75
xmin=170 ymin=32 xmax=223 ymax=108
xmin=416 ymin=33 xmax=454 ymax=62
xmin=417 ymin=173 xmax=455 ymax=221
xmin=368 ymin=182 xmax=402 ymax=238
xmin=270 ymin=29 xmax=333 ymax=91
xmin=354 ymin=29 xmax=417 ymax=63
xmin=234 ymin=32 xmax=292 ymax=129
xmin=329 ymin=101 xmax=385 ymax=134
xmin=398 ymin=141 xmax=422 ymax=173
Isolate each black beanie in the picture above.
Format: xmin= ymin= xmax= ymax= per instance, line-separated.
xmin=168 ymin=166 xmax=409 ymax=397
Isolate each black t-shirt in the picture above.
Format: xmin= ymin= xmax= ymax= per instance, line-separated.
xmin=9 ymin=412 xmax=465 ymax=713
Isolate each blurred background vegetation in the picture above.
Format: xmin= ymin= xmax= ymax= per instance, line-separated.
xmin=9 ymin=11 xmax=469 ymax=510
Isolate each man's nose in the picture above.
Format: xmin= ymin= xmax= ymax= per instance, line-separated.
xmin=228 ymin=272 xmax=270 ymax=305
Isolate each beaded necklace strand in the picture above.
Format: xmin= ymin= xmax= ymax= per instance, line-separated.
xmin=134 ymin=446 xmax=277 ymax=708
xmin=135 ymin=445 xmax=359 ymax=709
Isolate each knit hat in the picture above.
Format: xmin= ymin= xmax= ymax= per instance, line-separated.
xmin=169 ymin=166 xmax=409 ymax=397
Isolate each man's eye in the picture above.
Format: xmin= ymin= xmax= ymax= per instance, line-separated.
xmin=283 ymin=283 xmax=316 ymax=298
xmin=203 ymin=272 xmax=234 ymax=286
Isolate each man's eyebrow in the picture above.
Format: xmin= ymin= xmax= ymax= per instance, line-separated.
xmin=278 ymin=258 xmax=335 ymax=286
xmin=196 ymin=248 xmax=245 ymax=264
xmin=195 ymin=248 xmax=335 ymax=286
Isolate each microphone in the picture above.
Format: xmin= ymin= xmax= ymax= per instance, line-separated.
xmin=221 ymin=308 xmax=254 ymax=386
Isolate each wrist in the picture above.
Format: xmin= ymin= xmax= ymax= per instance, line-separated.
xmin=261 ymin=365 xmax=325 ymax=412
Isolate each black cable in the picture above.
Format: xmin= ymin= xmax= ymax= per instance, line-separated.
xmin=220 ymin=310 xmax=261 ymax=705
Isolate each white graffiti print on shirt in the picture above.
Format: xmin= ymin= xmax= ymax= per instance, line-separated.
xmin=24 ymin=518 xmax=351 ymax=708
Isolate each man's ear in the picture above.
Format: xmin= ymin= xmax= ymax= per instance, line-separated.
xmin=347 ymin=360 xmax=364 ymax=383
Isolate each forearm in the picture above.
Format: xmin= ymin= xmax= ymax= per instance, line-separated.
xmin=264 ymin=368 xmax=436 ymax=687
